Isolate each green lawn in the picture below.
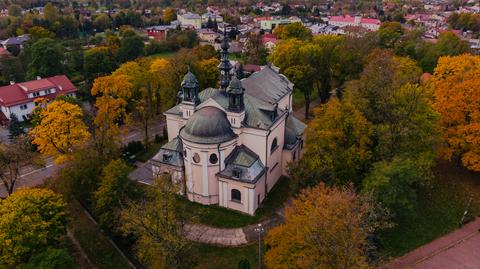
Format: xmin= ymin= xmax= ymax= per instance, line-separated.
xmin=292 ymin=89 xmax=319 ymax=111
xmin=191 ymin=243 xmax=259 ymax=269
xmin=180 ymin=176 xmax=291 ymax=228
xmin=135 ymin=142 xmax=164 ymax=162
xmin=67 ymin=200 xmax=132 ymax=269
xmin=378 ymin=160 xmax=480 ymax=258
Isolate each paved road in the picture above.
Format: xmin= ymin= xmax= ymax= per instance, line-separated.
xmin=0 ymin=121 xmax=165 ymax=197
xmin=384 ymin=218 xmax=480 ymax=269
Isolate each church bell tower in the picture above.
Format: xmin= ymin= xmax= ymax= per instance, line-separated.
xmin=180 ymin=69 xmax=200 ymax=119
xmin=218 ymin=28 xmax=232 ymax=92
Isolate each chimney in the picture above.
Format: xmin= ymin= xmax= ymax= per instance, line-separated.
xmin=36 ymin=76 xmax=41 ymax=80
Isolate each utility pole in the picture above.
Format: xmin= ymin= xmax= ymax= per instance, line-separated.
xmin=254 ymin=223 xmax=265 ymax=269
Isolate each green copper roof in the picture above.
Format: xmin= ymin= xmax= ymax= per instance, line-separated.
xmin=180 ymin=106 xmax=236 ymax=144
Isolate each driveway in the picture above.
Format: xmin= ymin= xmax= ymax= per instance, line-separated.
xmin=0 ymin=126 xmax=9 ymax=142
xmin=384 ymin=218 xmax=480 ymax=269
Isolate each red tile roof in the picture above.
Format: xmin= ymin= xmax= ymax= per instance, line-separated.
xmin=0 ymin=75 xmax=77 ymax=107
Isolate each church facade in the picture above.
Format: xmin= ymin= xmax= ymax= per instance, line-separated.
xmin=151 ymin=37 xmax=306 ymax=215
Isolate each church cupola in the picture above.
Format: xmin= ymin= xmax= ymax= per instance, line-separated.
xmin=180 ymin=70 xmax=200 ymax=119
xmin=225 ymin=74 xmax=245 ymax=128
xmin=181 ymin=69 xmax=200 ymax=105
xmin=227 ymin=75 xmax=244 ymax=113
xmin=218 ymin=29 xmax=232 ymax=91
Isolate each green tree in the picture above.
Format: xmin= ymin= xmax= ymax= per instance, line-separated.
xmin=363 ymin=157 xmax=420 ymax=215
xmin=117 ymin=34 xmax=145 ymax=63
xmin=21 ymin=248 xmax=77 ymax=269
xmin=274 ymin=22 xmax=312 ymax=40
xmin=378 ymin=21 xmax=404 ymax=49
xmin=0 ymin=54 xmax=25 ymax=84
xmin=290 ymin=97 xmax=372 ymax=190
xmin=25 ymin=38 xmax=65 ymax=80
xmin=311 ymin=35 xmax=342 ymax=102
xmin=8 ymin=113 xmax=24 ymax=139
xmin=84 ymin=46 xmax=117 ymax=82
xmin=94 ymin=159 xmax=134 ymax=231
xmin=93 ymin=13 xmax=112 ymax=32
xmin=120 ymin=176 xmax=191 ymax=269
xmin=0 ymin=188 xmax=68 ymax=267
xmin=43 ymin=3 xmax=59 ymax=23
xmin=28 ymin=26 xmax=55 ymax=41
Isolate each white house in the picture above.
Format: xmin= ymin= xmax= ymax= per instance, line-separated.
xmin=328 ymin=15 xmax=381 ymax=31
xmin=0 ymin=75 xmax=77 ymax=123
xmin=151 ymin=37 xmax=306 ymax=215
xmin=177 ymin=12 xmax=202 ymax=29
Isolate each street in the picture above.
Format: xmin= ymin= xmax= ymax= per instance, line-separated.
xmin=0 ymin=120 xmax=166 ymax=197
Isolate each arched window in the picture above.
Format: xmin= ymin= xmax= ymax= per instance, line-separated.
xmin=271 ymin=138 xmax=278 ymax=154
xmin=231 ymin=189 xmax=241 ymax=202
xmin=209 ymin=153 xmax=218 ymax=164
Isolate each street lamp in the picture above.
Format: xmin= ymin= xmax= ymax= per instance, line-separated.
xmin=254 ymin=223 xmax=265 ymax=269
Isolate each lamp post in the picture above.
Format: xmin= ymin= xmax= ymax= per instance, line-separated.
xmin=254 ymin=223 xmax=265 ymax=269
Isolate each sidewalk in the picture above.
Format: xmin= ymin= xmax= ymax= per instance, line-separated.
xmin=383 ymin=218 xmax=480 ymax=269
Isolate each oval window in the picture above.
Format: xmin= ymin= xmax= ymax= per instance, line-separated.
xmin=209 ymin=153 xmax=218 ymax=164
xmin=193 ymin=153 xmax=201 ymax=163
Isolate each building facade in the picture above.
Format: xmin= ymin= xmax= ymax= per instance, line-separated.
xmin=151 ymin=37 xmax=306 ymax=215
xmin=0 ymin=75 xmax=77 ymax=123
xmin=328 ymin=15 xmax=381 ymax=31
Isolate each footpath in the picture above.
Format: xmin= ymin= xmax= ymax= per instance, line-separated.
xmin=383 ymin=218 xmax=480 ymax=269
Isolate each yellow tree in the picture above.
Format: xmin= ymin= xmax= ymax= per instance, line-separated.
xmin=91 ymin=74 xmax=133 ymax=158
xmin=30 ymin=100 xmax=90 ymax=163
xmin=430 ymin=54 xmax=480 ymax=171
xmin=264 ymin=184 xmax=390 ymax=269
xmin=0 ymin=188 xmax=68 ymax=267
xmin=150 ymin=58 xmax=180 ymax=112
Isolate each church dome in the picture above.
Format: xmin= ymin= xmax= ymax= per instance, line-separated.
xmin=180 ymin=107 xmax=236 ymax=144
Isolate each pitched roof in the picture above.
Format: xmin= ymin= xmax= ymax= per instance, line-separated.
xmin=151 ymin=137 xmax=184 ymax=167
xmin=217 ymin=145 xmax=267 ymax=183
xmin=242 ymin=65 xmax=292 ymax=105
xmin=0 ymin=75 xmax=77 ymax=107
xmin=284 ymin=113 xmax=307 ymax=149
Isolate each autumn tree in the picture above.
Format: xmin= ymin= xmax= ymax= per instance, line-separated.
xmin=163 ymin=7 xmax=176 ymax=23
xmin=150 ymin=58 xmax=179 ymax=112
xmin=290 ymin=97 xmax=372 ymax=191
xmin=91 ymin=74 xmax=133 ymax=158
xmin=30 ymin=100 xmax=91 ymax=163
xmin=94 ymin=159 xmax=135 ymax=232
xmin=0 ymin=188 xmax=68 ymax=267
xmin=117 ymin=32 xmax=145 ymax=63
xmin=274 ymin=22 xmax=312 ymax=40
xmin=430 ymin=54 xmax=480 ymax=171
xmin=270 ymin=39 xmax=316 ymax=118
xmin=264 ymin=183 xmax=390 ymax=269
xmin=244 ymin=32 xmax=268 ymax=65
xmin=0 ymin=136 xmax=38 ymax=195
xmin=84 ymin=46 xmax=117 ymax=82
xmin=120 ymin=176 xmax=191 ymax=269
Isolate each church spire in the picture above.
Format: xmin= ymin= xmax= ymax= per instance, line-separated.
xmin=218 ymin=26 xmax=232 ymax=91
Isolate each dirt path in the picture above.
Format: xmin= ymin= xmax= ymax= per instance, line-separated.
xmin=67 ymin=229 xmax=96 ymax=269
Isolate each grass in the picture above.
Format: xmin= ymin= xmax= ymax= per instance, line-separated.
xmin=292 ymin=89 xmax=319 ymax=111
xmin=378 ymin=160 xmax=480 ymax=259
xmin=135 ymin=141 xmax=165 ymax=162
xmin=67 ymin=200 xmax=132 ymax=269
xmin=191 ymin=243 xmax=259 ymax=269
xmin=181 ymin=176 xmax=291 ymax=228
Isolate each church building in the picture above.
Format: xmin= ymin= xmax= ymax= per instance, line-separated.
xmin=151 ymin=35 xmax=306 ymax=215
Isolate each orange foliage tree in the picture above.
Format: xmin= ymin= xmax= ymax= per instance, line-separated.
xmin=430 ymin=54 xmax=480 ymax=171
xmin=264 ymin=183 xmax=390 ymax=269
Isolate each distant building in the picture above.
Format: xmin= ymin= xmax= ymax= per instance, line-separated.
xmin=198 ymin=28 xmax=218 ymax=44
xmin=0 ymin=34 xmax=30 ymax=50
xmin=0 ymin=75 xmax=77 ymax=122
xmin=178 ymin=12 xmax=202 ymax=29
xmin=255 ymin=16 xmax=302 ymax=31
xmin=146 ymin=24 xmax=177 ymax=40
xmin=201 ymin=12 xmax=223 ymax=24
xmin=328 ymin=15 xmax=381 ymax=31
xmin=262 ymin=33 xmax=279 ymax=51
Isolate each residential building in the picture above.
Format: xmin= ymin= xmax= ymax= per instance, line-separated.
xmin=198 ymin=28 xmax=219 ymax=44
xmin=255 ymin=16 xmax=302 ymax=31
xmin=328 ymin=15 xmax=381 ymax=31
xmin=151 ymin=37 xmax=306 ymax=215
xmin=201 ymin=11 xmax=223 ymax=24
xmin=262 ymin=33 xmax=279 ymax=51
xmin=178 ymin=12 xmax=202 ymax=29
xmin=0 ymin=75 xmax=77 ymax=122
xmin=146 ymin=24 xmax=177 ymax=40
